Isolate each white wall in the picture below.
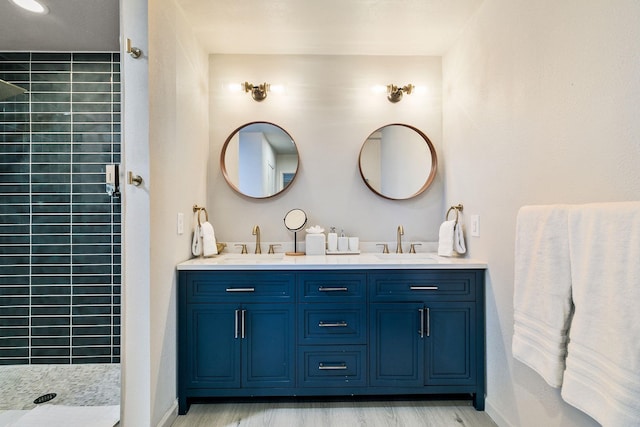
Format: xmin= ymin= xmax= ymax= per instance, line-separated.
xmin=148 ymin=0 xmax=209 ymax=425
xmin=443 ymin=1 xmax=640 ymax=426
xmin=208 ymin=55 xmax=444 ymax=246
xmin=120 ymin=0 xmax=150 ymax=424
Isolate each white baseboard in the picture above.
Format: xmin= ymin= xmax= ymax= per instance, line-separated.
xmin=156 ymin=400 xmax=178 ymax=427
xmin=485 ymin=397 xmax=511 ymax=427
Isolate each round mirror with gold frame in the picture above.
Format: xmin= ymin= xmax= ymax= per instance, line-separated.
xmin=221 ymin=122 xmax=299 ymax=199
xmin=358 ymin=124 xmax=437 ymax=200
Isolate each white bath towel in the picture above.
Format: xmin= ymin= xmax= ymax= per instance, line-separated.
xmin=201 ymin=221 xmax=218 ymax=257
xmin=454 ymin=223 xmax=466 ymax=254
xmin=561 ymin=201 xmax=640 ymax=426
xmin=437 ymin=220 xmax=456 ymax=256
xmin=512 ymin=205 xmax=573 ymax=388
xmin=191 ymin=216 xmax=202 ymax=257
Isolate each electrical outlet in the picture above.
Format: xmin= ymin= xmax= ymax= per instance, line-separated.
xmin=177 ymin=212 xmax=184 ymax=235
xmin=471 ymin=214 xmax=480 ymax=237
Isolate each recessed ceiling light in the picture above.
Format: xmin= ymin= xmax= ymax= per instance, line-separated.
xmin=10 ymin=0 xmax=49 ymax=14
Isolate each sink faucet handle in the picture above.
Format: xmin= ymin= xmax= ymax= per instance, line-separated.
xmin=376 ymin=243 xmax=390 ymax=254
xmin=268 ymin=244 xmax=281 ymax=254
xmin=235 ymin=243 xmax=248 ymax=254
xmin=409 ymin=243 xmax=422 ymax=254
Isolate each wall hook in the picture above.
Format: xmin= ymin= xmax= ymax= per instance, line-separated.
xmin=128 ymin=171 xmax=143 ymax=186
xmin=126 ymin=38 xmax=142 ymax=59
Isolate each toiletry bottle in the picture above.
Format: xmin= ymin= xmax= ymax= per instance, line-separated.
xmin=338 ymin=228 xmax=349 ymax=252
xmin=327 ymin=227 xmax=338 ymax=252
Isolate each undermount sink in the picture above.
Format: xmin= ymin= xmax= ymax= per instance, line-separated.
xmin=218 ymin=253 xmax=286 ymax=264
xmin=224 ymin=253 xmax=284 ymax=259
xmin=375 ymin=253 xmax=438 ymax=260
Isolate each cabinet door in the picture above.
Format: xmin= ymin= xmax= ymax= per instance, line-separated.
xmin=370 ymin=302 xmax=424 ymax=387
xmin=243 ymin=303 xmax=295 ymax=388
xmin=187 ymin=304 xmax=241 ymax=388
xmin=425 ymin=302 xmax=476 ymax=385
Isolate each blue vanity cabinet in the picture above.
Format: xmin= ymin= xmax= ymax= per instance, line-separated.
xmin=297 ymin=272 xmax=368 ymax=388
xmin=369 ymin=270 xmax=485 ymax=410
xmin=178 ymin=271 xmax=296 ymax=414
xmin=178 ymin=267 xmax=485 ymax=414
xmin=370 ymin=302 xmax=425 ymax=387
xmin=186 ymin=303 xmax=241 ymax=388
xmin=370 ymin=302 xmax=476 ymax=385
xmin=425 ymin=302 xmax=476 ymax=386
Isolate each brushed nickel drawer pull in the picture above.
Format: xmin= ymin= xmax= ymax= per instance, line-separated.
xmin=410 ymin=286 xmax=439 ymax=291
xmin=318 ymin=321 xmax=348 ymax=327
xmin=319 ymin=363 xmax=348 ymax=370
xmin=226 ymin=287 xmax=255 ymax=292
xmin=234 ymin=309 xmax=239 ymax=339
xmin=241 ymin=309 xmax=247 ymax=339
xmin=318 ymin=286 xmax=348 ymax=292
xmin=426 ymin=307 xmax=431 ymax=337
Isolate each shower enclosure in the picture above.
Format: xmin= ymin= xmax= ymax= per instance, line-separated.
xmin=0 ymin=52 xmax=121 ymax=408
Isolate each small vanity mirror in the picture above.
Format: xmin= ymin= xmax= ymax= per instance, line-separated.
xmin=358 ymin=124 xmax=437 ymax=200
xmin=283 ymin=208 xmax=307 ymax=256
xmin=221 ymin=122 xmax=299 ymax=198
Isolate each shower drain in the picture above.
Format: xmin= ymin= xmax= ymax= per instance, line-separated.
xmin=33 ymin=393 xmax=57 ymax=404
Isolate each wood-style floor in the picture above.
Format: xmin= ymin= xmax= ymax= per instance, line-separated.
xmin=171 ymin=399 xmax=497 ymax=427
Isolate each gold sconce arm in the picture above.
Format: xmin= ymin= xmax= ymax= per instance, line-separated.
xmin=244 ymin=82 xmax=270 ymax=101
xmin=387 ymin=83 xmax=414 ymax=103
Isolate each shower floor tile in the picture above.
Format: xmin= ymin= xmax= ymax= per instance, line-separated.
xmin=0 ymin=364 xmax=120 ymax=410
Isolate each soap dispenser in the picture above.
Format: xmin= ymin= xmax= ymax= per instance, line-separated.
xmin=327 ymin=227 xmax=338 ymax=252
xmin=338 ymin=229 xmax=349 ymax=252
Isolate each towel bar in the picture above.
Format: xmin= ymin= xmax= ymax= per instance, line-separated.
xmin=446 ymin=204 xmax=464 ymax=225
xmin=193 ymin=204 xmax=209 ymax=225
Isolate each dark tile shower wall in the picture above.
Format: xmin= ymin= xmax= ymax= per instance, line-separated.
xmin=0 ymin=52 xmax=121 ymax=365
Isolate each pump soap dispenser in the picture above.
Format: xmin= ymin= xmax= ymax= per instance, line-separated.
xmin=327 ymin=227 xmax=338 ymax=252
xmin=337 ymin=229 xmax=349 ymax=252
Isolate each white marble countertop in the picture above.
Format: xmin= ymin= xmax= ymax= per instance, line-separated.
xmin=176 ymin=252 xmax=487 ymax=270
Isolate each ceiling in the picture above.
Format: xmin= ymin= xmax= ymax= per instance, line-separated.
xmin=179 ymin=0 xmax=483 ymax=56
xmin=0 ymin=0 xmax=119 ymax=52
xmin=0 ymin=0 xmax=483 ymax=56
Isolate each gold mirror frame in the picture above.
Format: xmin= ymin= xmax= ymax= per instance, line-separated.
xmin=358 ymin=123 xmax=437 ymax=200
xmin=220 ymin=121 xmax=299 ymax=199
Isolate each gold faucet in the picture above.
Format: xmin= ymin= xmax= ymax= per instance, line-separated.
xmin=396 ymin=225 xmax=404 ymax=253
xmin=252 ymin=225 xmax=261 ymax=254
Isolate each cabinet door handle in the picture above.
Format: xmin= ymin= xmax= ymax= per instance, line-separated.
xmin=426 ymin=307 xmax=430 ymax=337
xmin=234 ymin=309 xmax=239 ymax=339
xmin=241 ymin=309 xmax=247 ymax=339
xmin=318 ymin=363 xmax=348 ymax=370
xmin=318 ymin=286 xmax=348 ymax=292
xmin=318 ymin=321 xmax=348 ymax=327
xmin=410 ymin=286 xmax=439 ymax=291
xmin=419 ymin=308 xmax=425 ymax=338
xmin=226 ymin=287 xmax=255 ymax=292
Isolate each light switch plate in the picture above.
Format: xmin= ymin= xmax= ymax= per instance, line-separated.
xmin=177 ymin=212 xmax=184 ymax=235
xmin=470 ymin=214 xmax=480 ymax=237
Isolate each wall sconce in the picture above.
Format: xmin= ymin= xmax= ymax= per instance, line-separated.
xmin=386 ymin=84 xmax=414 ymax=103
xmin=244 ymin=82 xmax=270 ymax=102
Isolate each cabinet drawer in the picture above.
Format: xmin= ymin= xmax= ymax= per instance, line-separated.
xmin=185 ymin=271 xmax=295 ymax=302
xmin=298 ymin=346 xmax=367 ymax=387
xmin=299 ymin=304 xmax=366 ymax=344
xmin=298 ymin=272 xmax=366 ymax=302
xmin=369 ymin=270 xmax=477 ymax=301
